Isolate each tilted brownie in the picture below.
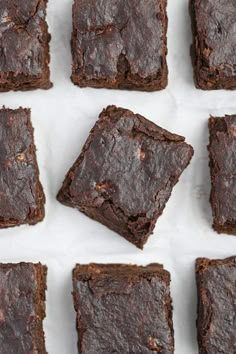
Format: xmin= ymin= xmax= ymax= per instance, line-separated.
xmin=208 ymin=115 xmax=236 ymax=235
xmin=72 ymin=263 xmax=174 ymax=354
xmin=71 ymin=0 xmax=168 ymax=91
xmin=0 ymin=107 xmax=45 ymax=228
xmin=0 ymin=0 xmax=52 ymax=91
xmin=189 ymin=0 xmax=236 ymax=90
xmin=57 ymin=106 xmax=193 ymax=249
xmin=0 ymin=262 xmax=47 ymax=354
xmin=196 ymin=257 xmax=236 ymax=354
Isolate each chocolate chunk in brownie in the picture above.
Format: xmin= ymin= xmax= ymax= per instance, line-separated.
xmin=0 ymin=262 xmax=47 ymax=354
xmin=208 ymin=115 xmax=236 ymax=234
xmin=0 ymin=0 xmax=52 ymax=91
xmin=196 ymin=257 xmax=236 ymax=354
xmin=72 ymin=263 xmax=174 ymax=354
xmin=71 ymin=0 xmax=168 ymax=91
xmin=189 ymin=0 xmax=236 ymax=90
xmin=0 ymin=107 xmax=45 ymax=228
xmin=57 ymin=105 xmax=193 ymax=249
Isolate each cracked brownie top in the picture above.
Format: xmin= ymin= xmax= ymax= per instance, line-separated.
xmin=0 ymin=0 xmax=52 ymax=91
xmin=57 ymin=106 xmax=193 ymax=248
xmin=71 ymin=0 xmax=168 ymax=91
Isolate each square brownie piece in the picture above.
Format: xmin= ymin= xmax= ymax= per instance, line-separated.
xmin=72 ymin=263 xmax=174 ymax=354
xmin=0 ymin=262 xmax=47 ymax=354
xmin=0 ymin=107 xmax=45 ymax=228
xmin=57 ymin=106 xmax=193 ymax=249
xmin=71 ymin=0 xmax=168 ymax=91
xmin=208 ymin=115 xmax=236 ymax=234
xmin=0 ymin=0 xmax=52 ymax=91
xmin=196 ymin=257 xmax=236 ymax=354
xmin=189 ymin=0 xmax=236 ymax=90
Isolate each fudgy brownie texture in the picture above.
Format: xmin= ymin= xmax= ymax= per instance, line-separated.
xmin=189 ymin=0 xmax=236 ymax=90
xmin=0 ymin=262 xmax=47 ymax=354
xmin=57 ymin=106 xmax=193 ymax=249
xmin=196 ymin=257 xmax=236 ymax=354
xmin=0 ymin=0 xmax=52 ymax=91
xmin=0 ymin=107 xmax=45 ymax=228
xmin=72 ymin=263 xmax=174 ymax=354
xmin=71 ymin=0 xmax=168 ymax=91
xmin=208 ymin=115 xmax=236 ymax=235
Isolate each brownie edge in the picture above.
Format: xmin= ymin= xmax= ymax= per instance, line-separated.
xmin=72 ymin=263 xmax=174 ymax=354
xmin=196 ymin=257 xmax=236 ymax=354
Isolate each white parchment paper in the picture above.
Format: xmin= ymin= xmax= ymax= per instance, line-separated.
xmin=0 ymin=1 xmax=236 ymax=353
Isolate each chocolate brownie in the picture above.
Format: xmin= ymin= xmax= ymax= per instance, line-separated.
xmin=0 ymin=0 xmax=52 ymax=91
xmin=72 ymin=263 xmax=174 ymax=354
xmin=71 ymin=0 xmax=168 ymax=91
xmin=196 ymin=257 xmax=236 ymax=354
xmin=189 ymin=0 xmax=236 ymax=90
xmin=0 ymin=262 xmax=47 ymax=354
xmin=0 ymin=107 xmax=45 ymax=228
xmin=57 ymin=106 xmax=193 ymax=249
xmin=208 ymin=115 xmax=236 ymax=234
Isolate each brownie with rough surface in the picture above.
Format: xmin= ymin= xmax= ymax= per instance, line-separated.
xmin=0 ymin=107 xmax=45 ymax=228
xmin=57 ymin=106 xmax=193 ymax=249
xmin=189 ymin=0 xmax=236 ymax=90
xmin=71 ymin=0 xmax=168 ymax=91
xmin=0 ymin=0 xmax=52 ymax=91
xmin=208 ymin=115 xmax=236 ymax=235
xmin=196 ymin=257 xmax=236 ymax=354
xmin=0 ymin=262 xmax=47 ymax=354
xmin=72 ymin=263 xmax=174 ymax=354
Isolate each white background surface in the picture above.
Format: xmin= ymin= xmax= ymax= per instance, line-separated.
xmin=0 ymin=0 xmax=236 ymax=353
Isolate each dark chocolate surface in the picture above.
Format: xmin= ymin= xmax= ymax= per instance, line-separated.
xmin=0 ymin=0 xmax=52 ymax=91
xmin=57 ymin=106 xmax=193 ymax=248
xmin=189 ymin=0 xmax=236 ymax=89
xmin=0 ymin=262 xmax=47 ymax=354
xmin=208 ymin=115 xmax=236 ymax=234
xmin=0 ymin=108 xmax=45 ymax=228
xmin=71 ymin=0 xmax=168 ymax=91
xmin=196 ymin=257 xmax=236 ymax=354
xmin=73 ymin=263 xmax=174 ymax=354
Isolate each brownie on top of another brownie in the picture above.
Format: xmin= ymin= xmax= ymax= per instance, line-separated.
xmin=73 ymin=263 xmax=174 ymax=354
xmin=71 ymin=0 xmax=168 ymax=91
xmin=57 ymin=105 xmax=193 ymax=248
xmin=0 ymin=107 xmax=45 ymax=228
xmin=0 ymin=0 xmax=52 ymax=91
xmin=190 ymin=0 xmax=236 ymax=90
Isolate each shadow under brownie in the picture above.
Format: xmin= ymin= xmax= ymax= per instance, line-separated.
xmin=0 ymin=107 xmax=45 ymax=228
xmin=71 ymin=0 xmax=168 ymax=91
xmin=57 ymin=105 xmax=193 ymax=249
xmin=72 ymin=263 xmax=174 ymax=354
xmin=0 ymin=0 xmax=52 ymax=91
